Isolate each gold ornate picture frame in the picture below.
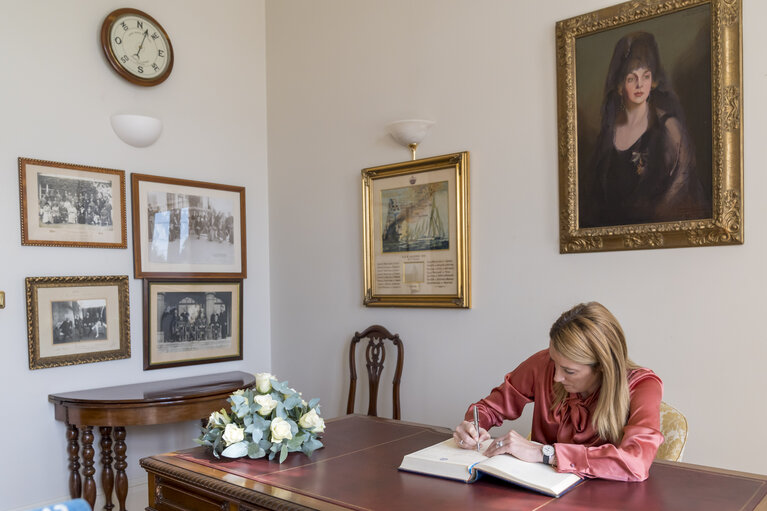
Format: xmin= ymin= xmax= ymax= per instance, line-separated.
xmin=556 ymin=0 xmax=742 ymax=253
xmin=19 ymin=158 xmax=127 ymax=248
xmin=362 ymin=152 xmax=470 ymax=308
xmin=26 ymin=275 xmax=130 ymax=370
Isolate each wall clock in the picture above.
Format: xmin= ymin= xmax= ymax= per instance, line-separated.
xmin=100 ymin=8 xmax=174 ymax=86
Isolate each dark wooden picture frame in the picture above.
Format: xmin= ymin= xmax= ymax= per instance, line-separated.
xmin=19 ymin=158 xmax=127 ymax=248
xmin=131 ymin=173 xmax=247 ymax=278
xmin=556 ymin=0 xmax=742 ymax=253
xmin=143 ymin=279 xmax=243 ymax=370
xmin=26 ymin=275 xmax=130 ymax=370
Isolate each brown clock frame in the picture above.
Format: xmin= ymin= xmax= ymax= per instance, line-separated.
xmin=100 ymin=8 xmax=174 ymax=87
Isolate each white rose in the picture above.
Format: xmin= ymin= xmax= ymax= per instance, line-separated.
xmin=298 ymin=409 xmax=325 ymax=433
xmin=270 ymin=417 xmax=293 ymax=442
xmin=255 ymin=373 xmax=274 ymax=393
xmin=254 ymin=394 xmax=278 ymax=416
xmin=207 ymin=410 xmax=230 ymax=427
xmin=222 ymin=423 xmax=245 ymax=446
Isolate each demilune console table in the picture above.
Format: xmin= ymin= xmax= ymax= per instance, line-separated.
xmin=49 ymin=371 xmax=255 ymax=511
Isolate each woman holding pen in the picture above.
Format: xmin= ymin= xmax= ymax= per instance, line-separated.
xmin=453 ymin=302 xmax=663 ymax=482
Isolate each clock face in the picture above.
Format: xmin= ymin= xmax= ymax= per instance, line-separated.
xmin=101 ymin=9 xmax=173 ymax=86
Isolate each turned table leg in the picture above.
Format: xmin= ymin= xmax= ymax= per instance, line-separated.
xmin=114 ymin=426 xmax=128 ymax=511
xmin=81 ymin=426 xmax=97 ymax=509
xmin=100 ymin=426 xmax=115 ymax=511
xmin=66 ymin=424 xmax=81 ymax=499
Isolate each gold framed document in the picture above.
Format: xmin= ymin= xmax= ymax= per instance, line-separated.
xmin=362 ymin=152 xmax=470 ymax=308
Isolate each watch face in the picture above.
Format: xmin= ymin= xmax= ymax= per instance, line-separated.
xmin=542 ymin=444 xmax=555 ymax=456
xmin=102 ymin=9 xmax=173 ymax=85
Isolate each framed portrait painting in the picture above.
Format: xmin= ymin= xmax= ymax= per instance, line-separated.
xmin=26 ymin=275 xmax=130 ymax=370
xmin=19 ymin=158 xmax=127 ymax=248
xmin=556 ymin=0 xmax=742 ymax=252
xmin=361 ymin=152 xmax=470 ymax=308
xmin=143 ymin=279 xmax=243 ymax=369
xmin=131 ymin=174 xmax=247 ymax=278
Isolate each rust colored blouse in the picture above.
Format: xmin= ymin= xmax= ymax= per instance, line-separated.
xmin=464 ymin=349 xmax=663 ymax=482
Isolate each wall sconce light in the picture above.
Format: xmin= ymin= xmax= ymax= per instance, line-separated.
xmin=386 ymin=119 xmax=435 ymax=160
xmin=110 ymin=114 xmax=163 ymax=147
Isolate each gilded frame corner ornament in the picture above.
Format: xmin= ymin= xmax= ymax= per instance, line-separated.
xmin=556 ymin=0 xmax=743 ymax=253
xmin=26 ymin=275 xmax=130 ymax=370
xmin=361 ymin=152 xmax=470 ymax=308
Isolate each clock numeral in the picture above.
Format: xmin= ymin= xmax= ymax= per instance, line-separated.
xmin=158 ymin=49 xmax=165 ymax=58
xmin=114 ymin=36 xmax=122 ymax=45
xmin=120 ymin=21 xmax=128 ymax=31
xmin=137 ymin=65 xmax=144 ymax=74
xmin=136 ymin=20 xmax=144 ymax=29
xmin=120 ymin=55 xmax=129 ymax=63
xmin=152 ymin=63 xmax=159 ymax=72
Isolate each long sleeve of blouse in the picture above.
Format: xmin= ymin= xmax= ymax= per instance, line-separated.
xmin=464 ymin=349 xmax=663 ymax=482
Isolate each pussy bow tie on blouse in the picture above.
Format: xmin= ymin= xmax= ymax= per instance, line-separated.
xmin=555 ymin=391 xmax=598 ymax=433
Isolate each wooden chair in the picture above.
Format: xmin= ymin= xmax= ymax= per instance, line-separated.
xmin=655 ymin=401 xmax=688 ymax=462
xmin=346 ymin=325 xmax=404 ymax=420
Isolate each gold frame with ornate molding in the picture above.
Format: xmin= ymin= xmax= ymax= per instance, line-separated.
xmin=556 ymin=0 xmax=742 ymax=253
xmin=362 ymin=152 xmax=470 ymax=308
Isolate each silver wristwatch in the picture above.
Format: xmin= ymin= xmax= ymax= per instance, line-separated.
xmin=542 ymin=444 xmax=555 ymax=465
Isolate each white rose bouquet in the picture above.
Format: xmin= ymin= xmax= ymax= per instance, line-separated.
xmin=196 ymin=373 xmax=325 ymax=463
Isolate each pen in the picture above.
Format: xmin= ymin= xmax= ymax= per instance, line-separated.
xmin=473 ymin=405 xmax=480 ymax=452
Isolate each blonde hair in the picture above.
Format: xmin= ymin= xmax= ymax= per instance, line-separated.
xmin=549 ymin=302 xmax=638 ymax=444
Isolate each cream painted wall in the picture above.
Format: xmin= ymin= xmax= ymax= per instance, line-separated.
xmin=0 ymin=1 xmax=269 ymax=509
xmin=266 ymin=0 xmax=767 ymax=478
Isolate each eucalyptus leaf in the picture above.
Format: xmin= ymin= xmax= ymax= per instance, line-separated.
xmin=247 ymin=443 xmax=266 ymax=459
xmin=308 ymin=398 xmax=320 ymax=409
xmin=250 ymin=428 xmax=263 ymax=444
xmin=283 ymin=395 xmax=302 ymax=410
xmin=271 ymin=379 xmax=291 ymax=394
xmin=221 ymin=441 xmax=249 ymax=458
xmin=279 ymin=443 xmax=288 ymax=463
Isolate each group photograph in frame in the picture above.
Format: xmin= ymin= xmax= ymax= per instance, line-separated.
xmin=19 ymin=157 xmax=127 ymax=248
xmin=26 ymin=275 xmax=130 ymax=370
xmin=362 ymin=152 xmax=470 ymax=308
xmin=556 ymin=0 xmax=742 ymax=253
xmin=131 ymin=173 xmax=247 ymax=278
xmin=143 ymin=279 xmax=243 ymax=370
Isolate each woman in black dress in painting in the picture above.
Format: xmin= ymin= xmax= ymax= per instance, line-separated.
xmin=580 ymin=31 xmax=709 ymax=228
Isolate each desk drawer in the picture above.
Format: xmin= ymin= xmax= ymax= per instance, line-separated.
xmin=152 ymin=476 xmax=231 ymax=511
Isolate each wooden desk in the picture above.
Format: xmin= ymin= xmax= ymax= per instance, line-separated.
xmin=140 ymin=415 xmax=767 ymax=511
xmin=50 ymin=371 xmax=255 ymax=511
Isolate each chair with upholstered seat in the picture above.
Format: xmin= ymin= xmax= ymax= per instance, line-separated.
xmin=655 ymin=401 xmax=688 ymax=462
xmin=346 ymin=325 xmax=404 ymax=420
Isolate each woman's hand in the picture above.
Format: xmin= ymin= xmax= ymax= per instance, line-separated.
xmin=483 ymin=430 xmax=544 ymax=463
xmin=453 ymin=420 xmax=490 ymax=450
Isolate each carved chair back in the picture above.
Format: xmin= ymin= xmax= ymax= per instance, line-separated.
xmin=346 ymin=325 xmax=404 ymax=420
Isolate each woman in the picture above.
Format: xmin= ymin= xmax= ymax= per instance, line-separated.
xmin=580 ymin=31 xmax=709 ymax=228
xmin=453 ymin=302 xmax=663 ymax=482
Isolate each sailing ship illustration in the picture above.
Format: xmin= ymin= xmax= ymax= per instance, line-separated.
xmin=382 ymin=184 xmax=447 ymax=252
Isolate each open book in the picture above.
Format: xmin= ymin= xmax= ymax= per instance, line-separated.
xmin=398 ymin=438 xmax=582 ymax=498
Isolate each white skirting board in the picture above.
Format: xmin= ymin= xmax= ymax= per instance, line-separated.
xmin=8 ymin=478 xmax=148 ymax=511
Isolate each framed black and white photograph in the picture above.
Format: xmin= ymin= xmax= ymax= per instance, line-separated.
xmin=131 ymin=174 xmax=247 ymax=278
xmin=19 ymin=158 xmax=127 ymax=248
xmin=26 ymin=275 xmax=130 ymax=370
xmin=143 ymin=279 xmax=243 ymax=369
